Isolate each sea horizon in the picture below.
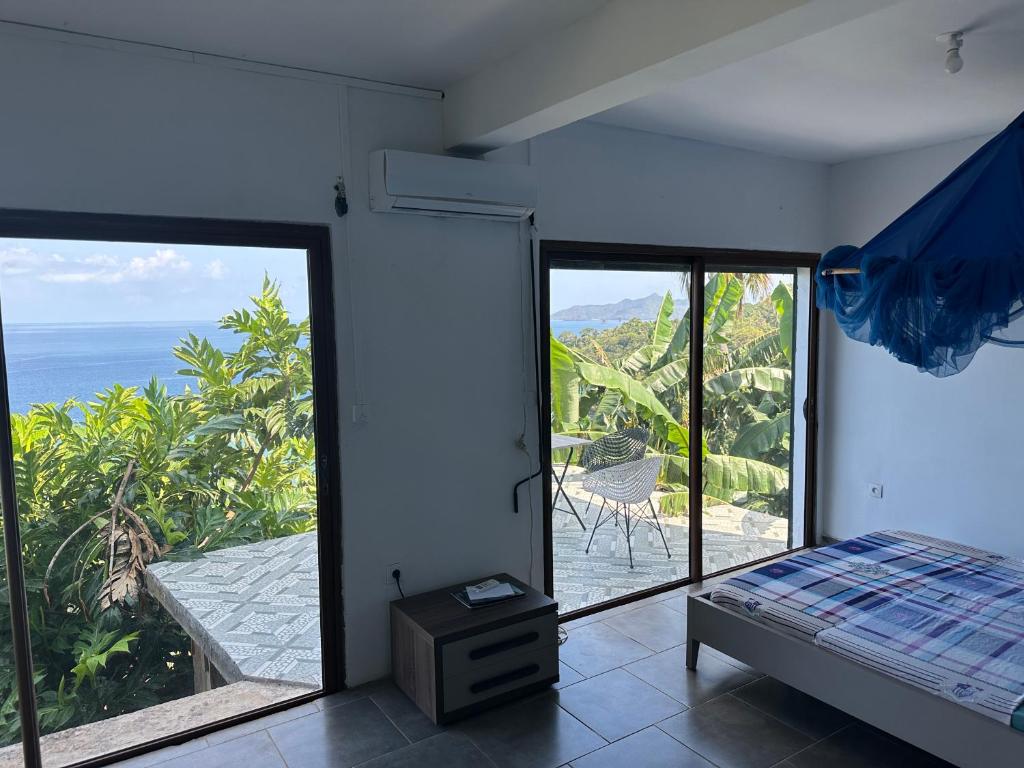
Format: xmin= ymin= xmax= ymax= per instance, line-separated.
xmin=1 ymin=319 xmax=240 ymax=413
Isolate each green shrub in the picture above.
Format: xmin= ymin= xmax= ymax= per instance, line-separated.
xmin=0 ymin=279 xmax=317 ymax=745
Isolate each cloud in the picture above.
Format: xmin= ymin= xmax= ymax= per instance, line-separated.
xmin=0 ymin=246 xmax=42 ymax=276
xmin=39 ymin=271 xmax=104 ymax=284
xmin=205 ymin=259 xmax=228 ymax=279
xmin=39 ymin=248 xmax=192 ymax=284
xmin=83 ymin=254 xmax=117 ymax=267
xmin=122 ymin=248 xmax=191 ymax=280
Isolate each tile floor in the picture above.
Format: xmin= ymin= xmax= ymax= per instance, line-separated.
xmin=552 ymin=468 xmax=788 ymax=613
xmin=113 ymin=587 xmax=954 ymax=768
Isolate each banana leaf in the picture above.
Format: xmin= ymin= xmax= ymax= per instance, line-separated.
xmin=549 ymin=334 xmax=581 ymax=430
xmin=772 ymin=282 xmax=794 ymax=364
xmin=620 ymin=291 xmax=676 ymax=376
xmin=704 ymin=367 xmax=791 ymax=396
xmin=576 ymin=360 xmax=691 ymax=454
xmin=703 ymin=454 xmax=789 ymax=497
xmin=653 ymin=274 xmax=743 ymax=369
xmin=731 ymin=411 xmax=791 ymax=458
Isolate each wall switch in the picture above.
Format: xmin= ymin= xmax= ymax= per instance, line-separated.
xmin=868 ymin=482 xmax=884 ymax=499
xmin=352 ymin=404 xmax=369 ymax=423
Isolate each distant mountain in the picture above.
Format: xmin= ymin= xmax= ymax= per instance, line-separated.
xmin=551 ymin=293 xmax=686 ymax=322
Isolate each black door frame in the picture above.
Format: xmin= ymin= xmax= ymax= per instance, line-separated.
xmin=539 ymin=240 xmax=820 ymax=621
xmin=0 ymin=209 xmax=344 ymax=768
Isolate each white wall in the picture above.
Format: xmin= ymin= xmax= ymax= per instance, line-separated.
xmin=0 ymin=30 xmax=536 ymax=684
xmin=529 ymin=120 xmax=829 ymax=252
xmin=0 ymin=30 xmax=832 ymax=684
xmin=820 ymin=133 xmax=1024 ymax=558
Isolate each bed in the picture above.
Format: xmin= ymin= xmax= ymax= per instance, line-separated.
xmin=686 ymin=531 xmax=1024 ymax=768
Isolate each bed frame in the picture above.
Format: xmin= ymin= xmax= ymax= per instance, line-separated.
xmin=686 ymin=593 xmax=1024 ymax=768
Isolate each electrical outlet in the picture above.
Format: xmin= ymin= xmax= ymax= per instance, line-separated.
xmin=868 ymin=482 xmax=884 ymax=499
xmin=385 ymin=562 xmax=401 ymax=586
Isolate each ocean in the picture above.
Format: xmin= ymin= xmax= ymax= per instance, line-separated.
xmin=2 ymin=322 xmax=243 ymax=414
xmin=1 ymin=319 xmax=622 ymax=415
xmin=550 ymin=319 xmax=620 ymax=338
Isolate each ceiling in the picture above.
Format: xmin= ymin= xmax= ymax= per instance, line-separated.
xmin=0 ymin=0 xmax=608 ymax=90
xmin=592 ymin=0 xmax=1024 ymax=163
xmin=3 ymin=0 xmax=1022 ymax=163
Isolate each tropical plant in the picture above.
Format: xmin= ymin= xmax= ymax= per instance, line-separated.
xmin=0 ymin=278 xmax=317 ymax=746
xmin=551 ymin=274 xmax=795 ymax=518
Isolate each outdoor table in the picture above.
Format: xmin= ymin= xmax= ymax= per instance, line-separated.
xmin=551 ymin=434 xmax=592 ymax=530
xmin=145 ymin=532 xmax=322 ymax=693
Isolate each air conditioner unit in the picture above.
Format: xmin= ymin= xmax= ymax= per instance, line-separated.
xmin=369 ymin=149 xmax=536 ymax=220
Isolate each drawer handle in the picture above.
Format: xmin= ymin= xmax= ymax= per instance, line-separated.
xmin=469 ymin=631 xmax=539 ymax=660
xmin=470 ymin=663 xmax=540 ymax=694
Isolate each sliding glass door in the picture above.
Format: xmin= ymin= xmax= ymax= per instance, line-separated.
xmin=547 ymin=264 xmax=691 ymax=614
xmin=542 ymin=243 xmax=818 ymax=617
xmin=700 ymin=268 xmax=813 ymax=575
xmin=0 ymin=212 xmax=341 ymax=768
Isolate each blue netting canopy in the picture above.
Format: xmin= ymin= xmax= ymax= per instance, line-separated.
xmin=817 ymin=110 xmax=1024 ymax=377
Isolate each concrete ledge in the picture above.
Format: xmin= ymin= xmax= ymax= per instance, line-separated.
xmin=0 ymin=680 xmax=309 ymax=768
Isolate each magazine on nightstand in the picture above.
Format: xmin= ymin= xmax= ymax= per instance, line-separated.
xmin=452 ymin=578 xmax=525 ymax=609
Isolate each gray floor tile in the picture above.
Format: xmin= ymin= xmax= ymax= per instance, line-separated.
xmin=624 ymin=643 xmax=756 ymax=706
xmin=112 ymin=738 xmax=209 ymax=767
xmin=268 ymin=697 xmax=408 ymax=768
xmin=661 ymin=595 xmax=687 ymax=614
xmin=205 ymin=702 xmax=320 ymax=746
xmin=315 ymin=682 xmax=380 ymax=710
xmin=553 ymin=661 xmax=584 ymax=689
xmin=370 ymin=682 xmax=445 ymax=743
xmin=601 ymin=603 xmax=685 ymax=652
xmin=559 ymin=621 xmax=651 ymax=677
xmin=455 ymin=691 xmax=606 ymax=768
xmin=358 ymin=732 xmax=491 ymax=768
xmin=555 ymin=668 xmax=684 ymax=741
xmin=784 ymin=724 xmax=954 ymax=768
xmin=561 ymin=602 xmax=636 ymax=630
xmin=702 ymin=645 xmax=761 ymax=676
xmin=658 ymin=695 xmax=812 ymax=768
xmin=731 ymin=677 xmax=850 ymax=740
xmin=569 ymin=726 xmax=714 ymax=768
xmin=156 ymin=732 xmax=285 ymax=768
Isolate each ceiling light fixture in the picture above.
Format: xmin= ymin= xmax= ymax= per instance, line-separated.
xmin=937 ymin=31 xmax=964 ymax=74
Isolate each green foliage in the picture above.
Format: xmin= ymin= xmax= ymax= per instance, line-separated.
xmin=551 ymin=273 xmax=796 ymax=519
xmin=558 ymin=318 xmax=655 ymax=363
xmin=0 ymin=278 xmax=317 ymax=746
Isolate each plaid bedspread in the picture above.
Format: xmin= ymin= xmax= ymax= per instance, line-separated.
xmin=817 ymin=587 xmax=1024 ymax=724
xmin=710 ymin=530 xmax=1024 ymax=726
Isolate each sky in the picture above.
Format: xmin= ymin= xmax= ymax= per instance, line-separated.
xmin=0 ymin=238 xmax=310 ymax=324
xmin=549 ymin=267 xmax=792 ymax=314
xmin=549 ymin=268 xmax=685 ymax=313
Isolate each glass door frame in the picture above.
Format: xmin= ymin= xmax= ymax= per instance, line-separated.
xmin=539 ymin=240 xmax=820 ymax=621
xmin=0 ymin=208 xmax=344 ymax=768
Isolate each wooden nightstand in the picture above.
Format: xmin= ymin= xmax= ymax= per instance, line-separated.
xmin=390 ymin=573 xmax=559 ymax=724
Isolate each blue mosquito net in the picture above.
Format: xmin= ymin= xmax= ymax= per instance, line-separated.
xmin=817 ymin=110 xmax=1024 ymax=377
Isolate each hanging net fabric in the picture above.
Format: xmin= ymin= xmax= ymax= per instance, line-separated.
xmin=817 ymin=110 xmax=1024 ymax=377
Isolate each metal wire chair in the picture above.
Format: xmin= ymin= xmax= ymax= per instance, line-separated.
xmin=579 ymin=428 xmax=649 ymax=519
xmin=582 ymin=456 xmax=670 ymax=569
xmin=580 ymin=428 xmax=650 ymax=473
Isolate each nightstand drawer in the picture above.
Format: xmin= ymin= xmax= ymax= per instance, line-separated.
xmin=391 ymin=574 xmax=558 ymax=724
xmin=441 ymin=612 xmax=557 ymax=678
xmin=442 ymin=646 xmax=558 ymax=713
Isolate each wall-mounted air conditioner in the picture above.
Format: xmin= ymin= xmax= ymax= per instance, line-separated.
xmin=369 ymin=149 xmax=536 ymax=220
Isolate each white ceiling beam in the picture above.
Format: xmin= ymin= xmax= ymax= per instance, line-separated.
xmin=443 ymin=0 xmax=900 ymax=153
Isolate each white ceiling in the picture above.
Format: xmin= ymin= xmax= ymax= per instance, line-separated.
xmin=592 ymin=0 xmax=1024 ymax=163
xmin=0 ymin=0 xmax=608 ymax=90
